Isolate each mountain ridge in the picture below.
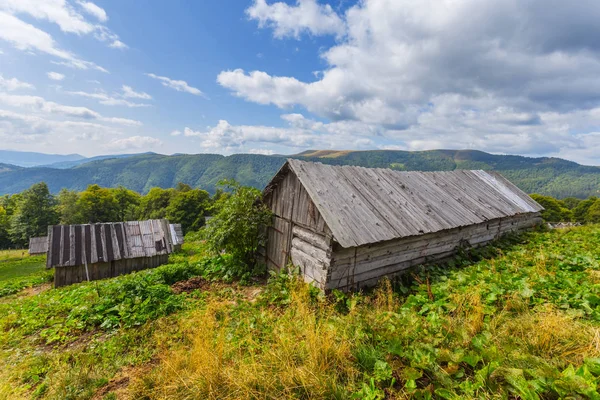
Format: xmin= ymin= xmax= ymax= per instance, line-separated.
xmin=0 ymin=149 xmax=597 ymax=198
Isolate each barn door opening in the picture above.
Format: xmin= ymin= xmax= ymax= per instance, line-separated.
xmin=266 ymin=216 xmax=291 ymax=271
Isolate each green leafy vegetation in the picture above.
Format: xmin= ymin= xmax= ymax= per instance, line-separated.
xmin=0 ymin=225 xmax=599 ymax=398
xmin=0 ymin=150 xmax=599 ymax=198
xmin=205 ymin=180 xmax=272 ymax=274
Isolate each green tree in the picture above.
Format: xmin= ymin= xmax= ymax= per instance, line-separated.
xmin=112 ymin=186 xmax=141 ymax=221
xmin=0 ymin=206 xmax=11 ymax=248
xmin=166 ymin=188 xmax=210 ymax=233
xmin=562 ymin=197 xmax=582 ymax=210
xmin=138 ymin=187 xmax=175 ymax=220
xmin=573 ymin=197 xmax=597 ymax=223
xmin=77 ymin=184 xmax=119 ymax=223
xmin=10 ymin=182 xmax=58 ymax=246
xmin=586 ymin=199 xmax=600 ymax=223
xmin=205 ymin=180 xmax=272 ymax=268
xmin=57 ymin=189 xmax=83 ymax=224
xmin=530 ymin=194 xmax=572 ymax=222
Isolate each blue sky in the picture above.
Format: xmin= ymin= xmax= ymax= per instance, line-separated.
xmin=1 ymin=1 xmax=600 ymax=165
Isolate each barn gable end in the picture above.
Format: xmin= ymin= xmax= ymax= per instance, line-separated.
xmin=263 ymin=159 xmax=543 ymax=291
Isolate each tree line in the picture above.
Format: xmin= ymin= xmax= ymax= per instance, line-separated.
xmin=0 ymin=182 xmax=222 ymax=249
xmin=530 ymin=194 xmax=600 ymax=223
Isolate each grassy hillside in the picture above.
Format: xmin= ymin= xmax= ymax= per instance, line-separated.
xmin=0 ymin=226 xmax=599 ymax=398
xmin=0 ymin=149 xmax=598 ymax=198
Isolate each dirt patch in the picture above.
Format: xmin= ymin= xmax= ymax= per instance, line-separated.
xmin=92 ymin=376 xmax=130 ymax=400
xmin=171 ymin=277 xmax=209 ymax=294
xmin=21 ymin=282 xmax=52 ymax=297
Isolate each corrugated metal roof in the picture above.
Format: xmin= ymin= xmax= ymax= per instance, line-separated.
xmin=47 ymin=219 xmax=175 ymax=268
xmin=274 ymin=159 xmax=543 ymax=248
xmin=28 ymin=236 xmax=48 ymax=255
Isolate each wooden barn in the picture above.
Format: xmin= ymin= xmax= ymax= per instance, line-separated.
xmin=28 ymin=236 xmax=48 ymax=255
xmin=262 ymin=159 xmax=543 ymax=291
xmin=47 ymin=219 xmax=177 ymax=287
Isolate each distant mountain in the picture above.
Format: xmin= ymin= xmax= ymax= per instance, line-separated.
xmin=0 ymin=149 xmax=598 ymax=198
xmin=41 ymin=152 xmax=157 ymax=169
xmin=0 ymin=163 xmax=21 ymax=173
xmin=0 ymin=150 xmax=85 ymax=167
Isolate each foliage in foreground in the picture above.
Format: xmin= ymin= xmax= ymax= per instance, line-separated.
xmin=129 ymin=226 xmax=600 ymax=399
xmin=0 ymin=226 xmax=599 ymax=399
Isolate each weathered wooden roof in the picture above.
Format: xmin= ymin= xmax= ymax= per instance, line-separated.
xmin=169 ymin=223 xmax=184 ymax=246
xmin=47 ymin=219 xmax=175 ymax=268
xmin=266 ymin=159 xmax=543 ymax=248
xmin=28 ymin=236 xmax=48 ymax=255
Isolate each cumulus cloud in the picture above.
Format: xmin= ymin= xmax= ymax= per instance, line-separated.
xmin=108 ymin=39 xmax=127 ymax=49
xmin=0 ymin=92 xmax=142 ymax=125
xmin=0 ymin=108 xmax=128 ymax=148
xmin=246 ymin=0 xmax=345 ymax=39
xmin=0 ymin=74 xmax=34 ymax=91
xmin=216 ymin=0 xmax=600 ymax=164
xmin=146 ymin=73 xmax=205 ymax=97
xmin=47 ymin=71 xmax=65 ymax=81
xmin=175 ymin=113 xmax=376 ymax=154
xmin=106 ymin=135 xmax=162 ymax=150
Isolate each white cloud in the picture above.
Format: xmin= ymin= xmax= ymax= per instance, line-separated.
xmin=67 ymin=87 xmax=152 ymax=108
xmin=246 ymin=0 xmax=345 ymax=39
xmin=47 ymin=71 xmax=65 ymax=81
xmin=0 ymin=108 xmax=127 ymax=147
xmin=0 ymin=92 xmax=142 ymax=125
xmin=121 ymin=85 xmax=151 ymax=100
xmin=106 ymin=135 xmax=162 ymax=150
xmin=170 ymin=130 xmax=182 ymax=136
xmin=0 ymin=0 xmax=126 ymax=52
xmin=0 ymin=11 xmax=107 ymax=71
xmin=0 ymin=74 xmax=34 ymax=91
xmin=108 ymin=39 xmax=127 ymax=49
xmin=176 ymin=114 xmax=377 ymax=154
xmin=248 ymin=148 xmax=275 ymax=155
xmin=214 ymin=0 xmax=600 ymax=164
xmin=146 ymin=73 xmax=205 ymax=97
xmin=78 ymin=1 xmax=107 ymax=22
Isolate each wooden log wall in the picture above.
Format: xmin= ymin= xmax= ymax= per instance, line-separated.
xmin=263 ymin=170 xmax=333 ymax=285
xmin=327 ymin=213 xmax=541 ymax=291
xmin=54 ymin=254 xmax=170 ymax=288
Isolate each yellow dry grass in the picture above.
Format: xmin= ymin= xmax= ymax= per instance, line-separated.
xmin=129 ymin=281 xmax=359 ymax=399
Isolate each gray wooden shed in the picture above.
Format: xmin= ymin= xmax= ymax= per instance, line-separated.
xmin=262 ymin=159 xmax=543 ymax=291
xmin=47 ymin=219 xmax=177 ymax=287
xmin=28 ymin=236 xmax=48 ymax=255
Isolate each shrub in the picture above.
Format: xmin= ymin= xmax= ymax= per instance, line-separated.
xmin=530 ymin=194 xmax=572 ymax=222
xmin=204 ymin=180 xmax=272 ymax=272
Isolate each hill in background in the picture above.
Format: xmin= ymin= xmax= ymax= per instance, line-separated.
xmin=0 ymin=150 xmax=85 ymax=168
xmin=0 ymin=149 xmax=598 ymax=198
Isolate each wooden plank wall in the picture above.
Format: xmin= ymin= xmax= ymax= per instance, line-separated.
xmin=327 ymin=213 xmax=541 ymax=291
xmin=54 ymin=254 xmax=170 ymax=288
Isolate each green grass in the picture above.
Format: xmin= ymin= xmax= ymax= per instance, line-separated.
xmin=1 ymin=226 xmax=600 ymax=399
xmin=0 ymin=250 xmax=51 ymax=298
xmin=0 ymin=251 xmax=46 ymax=281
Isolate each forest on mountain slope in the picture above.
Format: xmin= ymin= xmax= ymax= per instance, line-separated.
xmin=0 ymin=149 xmax=598 ymax=198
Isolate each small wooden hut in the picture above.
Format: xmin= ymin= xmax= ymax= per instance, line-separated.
xmin=262 ymin=159 xmax=543 ymax=291
xmin=47 ymin=219 xmax=177 ymax=287
xmin=28 ymin=236 xmax=48 ymax=255
xmin=169 ymin=223 xmax=184 ymax=251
